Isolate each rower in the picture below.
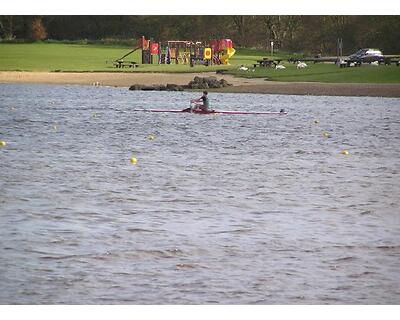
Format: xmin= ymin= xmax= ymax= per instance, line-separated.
xmin=190 ymin=91 xmax=210 ymax=112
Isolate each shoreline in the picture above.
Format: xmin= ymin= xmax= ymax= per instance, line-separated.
xmin=1 ymin=71 xmax=400 ymax=97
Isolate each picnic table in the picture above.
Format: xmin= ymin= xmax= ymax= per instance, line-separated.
xmin=254 ymin=58 xmax=282 ymax=68
xmin=113 ymin=60 xmax=139 ymax=68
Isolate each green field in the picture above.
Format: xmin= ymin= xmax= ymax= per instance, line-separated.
xmin=229 ymin=63 xmax=400 ymax=83
xmin=0 ymin=42 xmax=399 ymax=83
xmin=0 ymin=42 xmax=232 ymax=73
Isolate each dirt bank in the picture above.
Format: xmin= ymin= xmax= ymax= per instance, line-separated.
xmin=1 ymin=71 xmax=399 ymax=97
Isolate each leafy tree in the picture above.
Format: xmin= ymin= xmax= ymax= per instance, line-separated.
xmin=1 ymin=15 xmax=400 ymax=54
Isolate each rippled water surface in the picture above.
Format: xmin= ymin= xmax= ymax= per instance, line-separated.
xmin=1 ymin=84 xmax=399 ymax=304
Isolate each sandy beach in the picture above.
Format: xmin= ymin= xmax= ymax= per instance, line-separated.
xmin=1 ymin=71 xmax=399 ymax=97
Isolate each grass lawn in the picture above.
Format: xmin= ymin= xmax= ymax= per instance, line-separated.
xmin=0 ymin=42 xmax=234 ymax=73
xmin=0 ymin=42 xmax=399 ymax=83
xmin=0 ymin=42 xmax=126 ymax=71
xmin=228 ymin=62 xmax=400 ymax=83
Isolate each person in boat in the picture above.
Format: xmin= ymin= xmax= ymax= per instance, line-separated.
xmin=190 ymin=91 xmax=210 ymax=112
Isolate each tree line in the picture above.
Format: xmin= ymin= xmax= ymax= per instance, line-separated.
xmin=1 ymin=15 xmax=399 ymax=55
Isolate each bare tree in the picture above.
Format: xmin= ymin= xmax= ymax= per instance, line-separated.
xmin=231 ymin=16 xmax=249 ymax=47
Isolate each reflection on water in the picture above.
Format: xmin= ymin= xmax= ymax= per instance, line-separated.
xmin=0 ymin=84 xmax=399 ymax=304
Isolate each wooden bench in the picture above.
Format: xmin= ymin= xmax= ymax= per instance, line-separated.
xmin=113 ymin=60 xmax=139 ymax=68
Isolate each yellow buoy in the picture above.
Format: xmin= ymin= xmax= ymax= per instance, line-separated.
xmin=148 ymin=134 xmax=155 ymax=140
xmin=0 ymin=140 xmax=6 ymax=147
xmin=323 ymin=131 xmax=331 ymax=138
xmin=341 ymin=150 xmax=349 ymax=155
xmin=130 ymin=157 xmax=138 ymax=165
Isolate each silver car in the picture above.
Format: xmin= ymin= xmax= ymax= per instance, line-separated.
xmin=348 ymin=48 xmax=384 ymax=63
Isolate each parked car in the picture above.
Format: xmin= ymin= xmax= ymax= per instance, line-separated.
xmin=348 ymin=48 xmax=384 ymax=63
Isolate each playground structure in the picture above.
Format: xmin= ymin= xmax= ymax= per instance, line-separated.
xmin=111 ymin=36 xmax=236 ymax=68
xmin=209 ymin=39 xmax=236 ymax=65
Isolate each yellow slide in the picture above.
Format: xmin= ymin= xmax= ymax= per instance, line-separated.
xmin=219 ymin=47 xmax=236 ymax=65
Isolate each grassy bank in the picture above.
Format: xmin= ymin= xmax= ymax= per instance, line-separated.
xmin=228 ymin=63 xmax=400 ymax=83
xmin=0 ymin=42 xmax=399 ymax=83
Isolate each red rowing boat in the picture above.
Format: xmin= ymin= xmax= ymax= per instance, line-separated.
xmin=131 ymin=108 xmax=287 ymax=115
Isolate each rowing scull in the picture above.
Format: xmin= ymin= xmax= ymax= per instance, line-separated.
xmin=131 ymin=109 xmax=287 ymax=115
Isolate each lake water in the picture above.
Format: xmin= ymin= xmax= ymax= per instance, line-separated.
xmin=0 ymin=83 xmax=399 ymax=304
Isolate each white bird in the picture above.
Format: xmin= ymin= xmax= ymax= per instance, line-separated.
xmin=275 ymin=64 xmax=286 ymax=69
xmin=349 ymin=62 xmax=356 ymax=67
xmin=297 ymin=62 xmax=307 ymax=69
xmin=239 ymin=66 xmax=249 ymax=71
xmin=370 ymin=61 xmax=379 ymax=66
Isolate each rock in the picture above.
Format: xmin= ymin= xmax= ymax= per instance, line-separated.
xmin=187 ymin=81 xmax=208 ymax=89
xmin=153 ymin=84 xmax=166 ymax=91
xmin=188 ymin=82 xmax=198 ymax=89
xmin=141 ymin=85 xmax=156 ymax=91
xmin=197 ymin=82 xmax=209 ymax=89
xmin=129 ymin=84 xmax=184 ymax=91
xmin=129 ymin=76 xmax=232 ymax=92
xmin=166 ymin=83 xmax=184 ymax=91
xmin=204 ymin=76 xmax=217 ymax=83
xmin=129 ymin=84 xmax=143 ymax=90
xmin=219 ymin=79 xmax=232 ymax=87
xmin=193 ymin=76 xmax=204 ymax=84
xmin=204 ymin=76 xmax=221 ymax=88
xmin=190 ymin=76 xmax=232 ymax=88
